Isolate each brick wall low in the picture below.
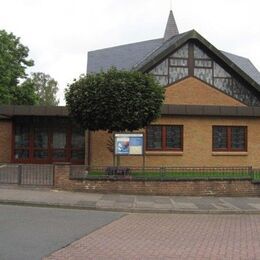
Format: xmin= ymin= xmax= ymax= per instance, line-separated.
xmin=54 ymin=164 xmax=260 ymax=196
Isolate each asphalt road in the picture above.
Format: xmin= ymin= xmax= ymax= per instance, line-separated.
xmin=0 ymin=204 xmax=124 ymax=260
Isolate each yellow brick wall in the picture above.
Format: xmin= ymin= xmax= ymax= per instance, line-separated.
xmin=89 ymin=116 xmax=260 ymax=168
xmin=89 ymin=77 xmax=251 ymax=167
xmin=0 ymin=120 xmax=12 ymax=163
xmin=164 ymin=77 xmax=246 ymax=106
xmin=89 ymin=131 xmax=114 ymax=166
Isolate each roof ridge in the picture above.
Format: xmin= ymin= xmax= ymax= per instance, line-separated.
xmin=134 ymin=30 xmax=192 ymax=69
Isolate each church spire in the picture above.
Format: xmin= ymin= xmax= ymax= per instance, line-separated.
xmin=163 ymin=10 xmax=179 ymax=42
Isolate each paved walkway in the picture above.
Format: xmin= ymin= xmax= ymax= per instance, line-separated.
xmin=45 ymin=214 xmax=260 ymax=260
xmin=0 ymin=186 xmax=260 ymax=213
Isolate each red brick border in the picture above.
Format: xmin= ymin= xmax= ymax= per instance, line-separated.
xmin=54 ymin=164 xmax=260 ymax=196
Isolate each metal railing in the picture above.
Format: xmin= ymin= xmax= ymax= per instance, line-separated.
xmin=0 ymin=164 xmax=19 ymax=184
xmin=0 ymin=164 xmax=54 ymax=186
xmin=70 ymin=165 xmax=255 ymax=181
xmin=1 ymin=164 xmax=259 ymax=186
xmin=252 ymin=168 xmax=260 ymax=183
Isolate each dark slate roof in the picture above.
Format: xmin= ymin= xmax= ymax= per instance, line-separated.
xmin=134 ymin=31 xmax=191 ymax=70
xmin=164 ymin=10 xmax=179 ymax=41
xmin=87 ymin=31 xmax=260 ymax=90
xmin=87 ymin=38 xmax=163 ymax=73
xmin=222 ymin=51 xmax=260 ymax=85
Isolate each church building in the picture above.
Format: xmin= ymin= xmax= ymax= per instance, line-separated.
xmin=86 ymin=10 xmax=260 ymax=168
xmin=1 ymin=10 xmax=260 ymax=168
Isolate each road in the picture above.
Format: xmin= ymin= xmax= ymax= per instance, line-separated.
xmin=0 ymin=204 xmax=124 ymax=260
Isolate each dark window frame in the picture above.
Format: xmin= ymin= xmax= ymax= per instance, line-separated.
xmin=212 ymin=126 xmax=247 ymax=152
xmin=146 ymin=125 xmax=183 ymax=151
xmin=12 ymin=117 xmax=85 ymax=164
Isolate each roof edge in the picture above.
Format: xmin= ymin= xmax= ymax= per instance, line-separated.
xmin=1 ymin=104 xmax=260 ymax=118
xmin=161 ymin=104 xmax=260 ymax=117
xmin=0 ymin=105 xmax=68 ymax=117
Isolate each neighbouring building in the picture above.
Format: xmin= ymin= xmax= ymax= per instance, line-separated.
xmin=1 ymin=10 xmax=260 ymax=168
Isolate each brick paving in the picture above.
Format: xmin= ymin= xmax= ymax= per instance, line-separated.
xmin=45 ymin=214 xmax=260 ymax=260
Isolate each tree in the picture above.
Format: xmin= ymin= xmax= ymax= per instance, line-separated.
xmin=65 ymin=68 xmax=165 ymax=132
xmin=23 ymin=72 xmax=59 ymax=106
xmin=0 ymin=29 xmax=34 ymax=104
xmin=10 ymin=82 xmax=39 ymax=105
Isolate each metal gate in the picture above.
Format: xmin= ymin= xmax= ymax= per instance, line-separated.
xmin=0 ymin=164 xmax=54 ymax=186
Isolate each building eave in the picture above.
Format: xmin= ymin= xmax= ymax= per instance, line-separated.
xmin=0 ymin=105 xmax=68 ymax=117
xmin=1 ymin=104 xmax=260 ymax=118
xmin=161 ymin=104 xmax=260 ymax=117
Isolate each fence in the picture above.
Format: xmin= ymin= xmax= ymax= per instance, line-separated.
xmin=1 ymin=164 xmax=260 ymax=187
xmin=70 ymin=165 xmax=260 ymax=182
xmin=0 ymin=164 xmax=19 ymax=184
xmin=0 ymin=164 xmax=54 ymax=186
xmin=252 ymin=168 xmax=260 ymax=183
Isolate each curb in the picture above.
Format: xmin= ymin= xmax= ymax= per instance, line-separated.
xmin=1 ymin=200 xmax=260 ymax=215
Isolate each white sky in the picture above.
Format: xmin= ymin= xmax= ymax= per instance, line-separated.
xmin=1 ymin=0 xmax=260 ymax=105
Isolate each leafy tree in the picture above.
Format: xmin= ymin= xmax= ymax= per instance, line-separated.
xmin=0 ymin=29 xmax=34 ymax=104
xmin=10 ymin=82 xmax=39 ymax=105
xmin=23 ymin=72 xmax=59 ymax=106
xmin=65 ymin=68 xmax=164 ymax=132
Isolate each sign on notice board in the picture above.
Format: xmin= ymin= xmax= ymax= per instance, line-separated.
xmin=114 ymin=133 xmax=143 ymax=155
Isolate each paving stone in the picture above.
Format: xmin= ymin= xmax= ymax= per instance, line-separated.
xmin=96 ymin=200 xmax=115 ymax=209
xmin=45 ymin=214 xmax=260 ymax=259
xmin=117 ymin=195 xmax=135 ymax=203
xmin=100 ymin=194 xmax=119 ymax=201
xmin=211 ymin=199 xmax=240 ymax=210
xmin=248 ymin=203 xmax=260 ymax=210
xmin=75 ymin=201 xmax=96 ymax=207
xmin=113 ymin=202 xmax=133 ymax=209
xmin=223 ymin=197 xmax=257 ymax=210
xmin=136 ymin=195 xmax=154 ymax=202
xmin=153 ymin=203 xmax=173 ymax=210
xmin=171 ymin=200 xmax=198 ymax=209
xmin=153 ymin=197 xmax=172 ymax=204
xmin=134 ymin=201 xmax=155 ymax=209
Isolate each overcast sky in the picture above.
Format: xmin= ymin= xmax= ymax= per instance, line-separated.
xmin=1 ymin=0 xmax=260 ymax=105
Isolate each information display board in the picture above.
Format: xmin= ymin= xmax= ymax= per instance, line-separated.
xmin=114 ymin=133 xmax=144 ymax=155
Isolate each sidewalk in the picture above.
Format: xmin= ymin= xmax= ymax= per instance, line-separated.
xmin=0 ymin=185 xmax=260 ymax=214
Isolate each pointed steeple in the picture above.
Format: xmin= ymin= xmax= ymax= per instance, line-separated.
xmin=163 ymin=10 xmax=179 ymax=42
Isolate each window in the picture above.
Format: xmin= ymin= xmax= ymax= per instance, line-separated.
xmin=71 ymin=128 xmax=85 ymax=160
xmin=14 ymin=126 xmax=30 ymax=159
xmin=13 ymin=117 xmax=85 ymax=164
xmin=213 ymin=126 xmax=247 ymax=151
xmin=146 ymin=125 xmax=183 ymax=151
xmin=150 ymin=44 xmax=189 ymax=85
xmin=34 ymin=128 xmax=49 ymax=159
xmin=52 ymin=129 xmax=67 ymax=160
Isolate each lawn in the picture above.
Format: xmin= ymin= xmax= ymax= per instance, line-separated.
xmin=252 ymin=171 xmax=260 ymax=182
xmin=84 ymin=170 xmax=253 ymax=181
